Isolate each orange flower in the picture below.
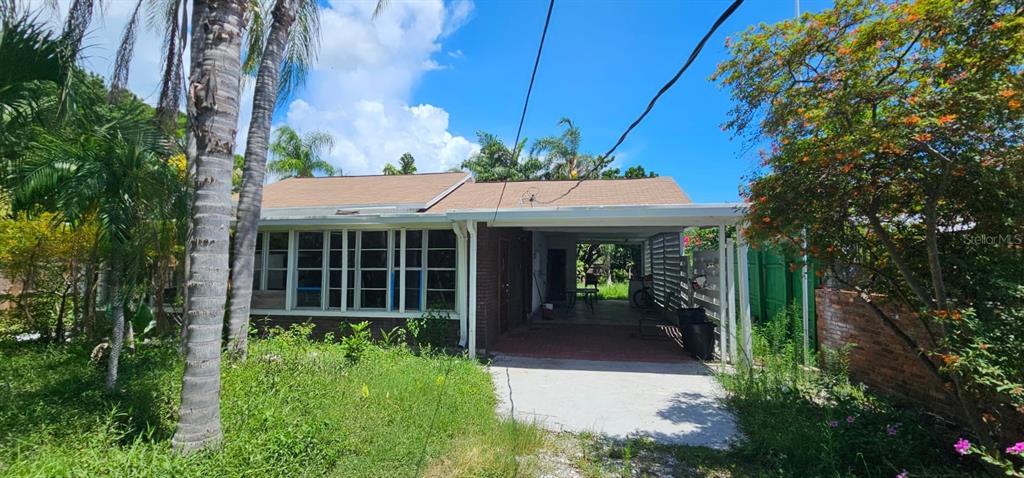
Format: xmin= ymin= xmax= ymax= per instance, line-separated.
xmin=979 ymin=343 xmax=989 ymax=350
xmin=842 ymin=163 xmax=854 ymax=173
xmin=914 ymin=132 xmax=933 ymax=142
xmin=1010 ymin=99 xmax=1022 ymax=110
xmin=942 ymin=354 xmax=960 ymax=366
xmin=950 ymin=310 xmax=963 ymax=321
xmin=903 ymin=115 xmax=922 ymax=125
xmin=762 ymin=216 xmax=771 ymax=223
xmin=837 ymin=46 xmax=852 ymax=56
xmin=991 ymin=21 xmax=1004 ymax=30
xmin=937 ymin=114 xmax=957 ymax=125
xmin=1000 ymin=89 xmax=1017 ymax=98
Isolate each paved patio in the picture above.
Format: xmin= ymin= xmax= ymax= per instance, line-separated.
xmin=489 ymin=355 xmax=738 ymax=447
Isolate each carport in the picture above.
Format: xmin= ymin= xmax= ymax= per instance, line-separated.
xmin=447 ymin=202 xmax=754 ymax=364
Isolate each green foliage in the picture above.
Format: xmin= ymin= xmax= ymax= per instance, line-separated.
xmin=460 ymin=131 xmax=543 ymax=181
xmin=267 ymin=125 xmax=337 ymax=178
xmin=340 ymin=320 xmax=371 ymax=362
xmin=716 ymin=0 xmax=1024 ymax=447
xmin=407 ymin=309 xmax=451 ymax=350
xmin=0 ymin=329 xmax=544 ymax=477
xmin=531 ymin=117 xmax=612 ymax=180
xmin=382 ymin=152 xmax=417 ymax=175
xmin=600 ymin=165 xmax=658 ymax=179
xmin=718 ymin=305 xmax=979 ymax=477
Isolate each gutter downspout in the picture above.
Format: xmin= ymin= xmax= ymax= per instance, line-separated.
xmin=467 ymin=220 xmax=478 ymax=359
xmin=452 ymin=222 xmax=468 ymax=348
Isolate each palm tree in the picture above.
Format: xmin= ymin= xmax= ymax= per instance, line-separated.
xmin=227 ymin=0 xmax=321 ymax=358
xmin=460 ymin=132 xmax=543 ymax=181
xmin=172 ymin=0 xmax=248 ymax=453
xmin=531 ymin=117 xmax=611 ymax=180
xmin=266 ymin=125 xmax=336 ymax=178
xmin=382 ymin=152 xmax=417 ymax=175
xmin=10 ymin=101 xmax=180 ymax=392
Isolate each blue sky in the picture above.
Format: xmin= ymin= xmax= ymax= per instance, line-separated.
xmin=411 ymin=0 xmax=834 ymax=202
xmin=66 ymin=0 xmax=834 ymax=203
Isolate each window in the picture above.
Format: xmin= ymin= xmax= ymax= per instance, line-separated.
xmin=328 ymin=232 xmax=344 ymax=308
xmin=252 ymin=233 xmax=263 ymax=290
xmin=426 ymin=230 xmax=456 ymax=309
xmin=251 ymin=232 xmax=288 ymax=309
xmin=396 ymin=230 xmax=424 ymax=311
xmin=249 ymin=228 xmax=458 ymax=313
xmin=294 ymin=232 xmax=324 ymax=308
xmin=358 ymin=231 xmax=389 ymax=309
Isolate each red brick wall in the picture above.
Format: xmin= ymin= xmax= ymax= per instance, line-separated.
xmin=815 ymin=288 xmax=960 ymax=419
xmin=474 ymin=224 xmax=532 ymax=352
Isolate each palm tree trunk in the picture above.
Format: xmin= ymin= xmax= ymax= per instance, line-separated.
xmin=172 ymin=0 xmax=247 ymax=454
xmin=227 ymin=0 xmax=298 ymax=360
xmin=106 ymin=254 xmax=124 ymax=392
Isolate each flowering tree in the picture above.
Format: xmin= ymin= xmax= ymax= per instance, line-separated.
xmin=714 ymin=0 xmax=1023 ymax=461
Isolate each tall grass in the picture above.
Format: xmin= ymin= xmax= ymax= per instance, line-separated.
xmin=0 ymin=326 xmax=543 ymax=477
xmin=717 ymin=304 xmax=979 ymax=477
xmin=577 ymin=282 xmax=630 ymax=301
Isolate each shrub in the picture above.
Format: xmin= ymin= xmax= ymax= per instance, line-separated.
xmin=407 ymin=309 xmax=450 ymax=350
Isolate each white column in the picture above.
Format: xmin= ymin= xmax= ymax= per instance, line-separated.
xmin=467 ymin=220 xmax=478 ymax=358
xmin=726 ymin=238 xmax=738 ymax=363
xmin=285 ymin=230 xmax=296 ymax=311
xmin=453 ymin=222 xmax=468 ymax=348
xmin=737 ymin=230 xmax=753 ymax=363
xmin=716 ymin=225 xmax=729 ymax=364
xmin=340 ymin=230 xmax=348 ymax=312
xmin=801 ymin=229 xmax=811 ymax=365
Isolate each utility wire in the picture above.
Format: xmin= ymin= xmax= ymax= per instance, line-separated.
xmin=493 ymin=0 xmax=556 ymax=223
xmin=599 ymin=0 xmax=745 ymax=161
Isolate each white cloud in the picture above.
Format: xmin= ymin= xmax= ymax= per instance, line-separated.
xmin=31 ymin=0 xmax=476 ymax=175
xmin=278 ymin=0 xmax=479 ymax=176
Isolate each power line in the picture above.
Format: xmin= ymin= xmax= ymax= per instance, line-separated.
xmin=599 ymin=0 xmax=745 ymax=161
xmin=493 ymin=0 xmax=556 ymax=223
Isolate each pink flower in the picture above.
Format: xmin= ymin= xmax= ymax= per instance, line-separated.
xmin=954 ymin=438 xmax=971 ymax=456
xmin=887 ymin=423 xmax=902 ymax=436
xmin=828 ymin=420 xmax=839 ymax=428
xmin=896 ymin=470 xmax=909 ymax=478
xmin=1007 ymin=442 xmax=1024 ymax=455
xmin=846 ymin=415 xmax=855 ymax=424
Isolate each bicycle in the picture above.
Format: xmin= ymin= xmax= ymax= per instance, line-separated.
xmin=632 ymin=274 xmax=656 ymax=309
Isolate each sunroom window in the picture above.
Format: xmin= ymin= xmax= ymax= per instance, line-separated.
xmin=250 ymin=228 xmax=457 ymax=313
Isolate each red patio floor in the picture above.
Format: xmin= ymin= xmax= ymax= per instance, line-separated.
xmin=490 ymin=323 xmax=693 ymax=363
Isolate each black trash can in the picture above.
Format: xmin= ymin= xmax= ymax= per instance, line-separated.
xmin=676 ymin=307 xmax=715 ymax=360
xmin=681 ymin=322 xmax=716 ymax=360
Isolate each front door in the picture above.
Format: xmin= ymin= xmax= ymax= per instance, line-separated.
xmin=499 ymin=239 xmax=512 ymax=332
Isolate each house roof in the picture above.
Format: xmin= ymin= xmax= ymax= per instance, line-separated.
xmin=425 ymin=177 xmax=690 ymax=213
xmin=259 ymin=172 xmax=470 ymax=211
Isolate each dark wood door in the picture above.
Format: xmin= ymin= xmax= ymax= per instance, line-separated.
xmin=499 ymin=239 xmax=512 ymax=333
xmin=546 ymin=249 xmax=567 ymax=302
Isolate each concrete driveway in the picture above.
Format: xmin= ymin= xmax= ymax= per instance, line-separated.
xmin=489 ymin=355 xmax=738 ymax=448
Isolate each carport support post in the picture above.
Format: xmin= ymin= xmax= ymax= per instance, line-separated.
xmin=716 ymin=225 xmax=729 ymax=364
xmin=801 ymin=229 xmax=810 ymax=365
xmin=467 ymin=220 xmax=478 ymax=359
xmin=737 ymin=230 xmax=753 ymax=364
xmin=726 ymin=238 xmax=738 ymax=363
xmin=453 ymin=222 xmax=468 ymax=348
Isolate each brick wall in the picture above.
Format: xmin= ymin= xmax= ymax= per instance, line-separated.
xmin=815 ymin=288 xmax=961 ymax=420
xmin=253 ymin=315 xmax=460 ymax=346
xmin=475 ymin=224 xmax=532 ymax=352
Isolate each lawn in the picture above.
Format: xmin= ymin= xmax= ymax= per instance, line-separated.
xmin=578 ymin=281 xmax=631 ymax=301
xmin=0 ymin=326 xmax=543 ymax=477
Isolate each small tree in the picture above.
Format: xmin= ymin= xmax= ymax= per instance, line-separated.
xmin=715 ymin=0 xmax=1022 ymax=452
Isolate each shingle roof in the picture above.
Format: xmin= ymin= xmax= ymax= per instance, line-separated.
xmin=259 ymin=172 xmax=469 ymax=210
xmin=425 ymin=177 xmax=690 ymax=212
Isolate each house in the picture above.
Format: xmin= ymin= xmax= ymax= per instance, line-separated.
xmin=249 ymin=172 xmax=754 ymax=361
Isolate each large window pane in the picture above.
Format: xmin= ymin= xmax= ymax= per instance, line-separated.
xmin=427 ymin=249 xmax=455 ymax=268
xmin=361 ymin=270 xmax=387 ymax=288
xmin=425 ymin=229 xmax=456 ymax=311
xmin=294 ymin=231 xmax=323 ymax=308
xmin=361 ymin=231 xmax=387 ymax=249
xmin=428 ymin=230 xmax=455 ymax=248
xmin=427 ymin=291 xmax=455 ymax=310
xmin=361 ymin=290 xmax=386 ymax=309
xmin=361 ymin=250 xmax=388 ymax=268
xmin=427 ymin=270 xmax=456 ymax=289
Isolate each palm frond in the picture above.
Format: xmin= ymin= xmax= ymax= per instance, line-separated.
xmin=109 ymin=0 xmax=143 ymax=102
